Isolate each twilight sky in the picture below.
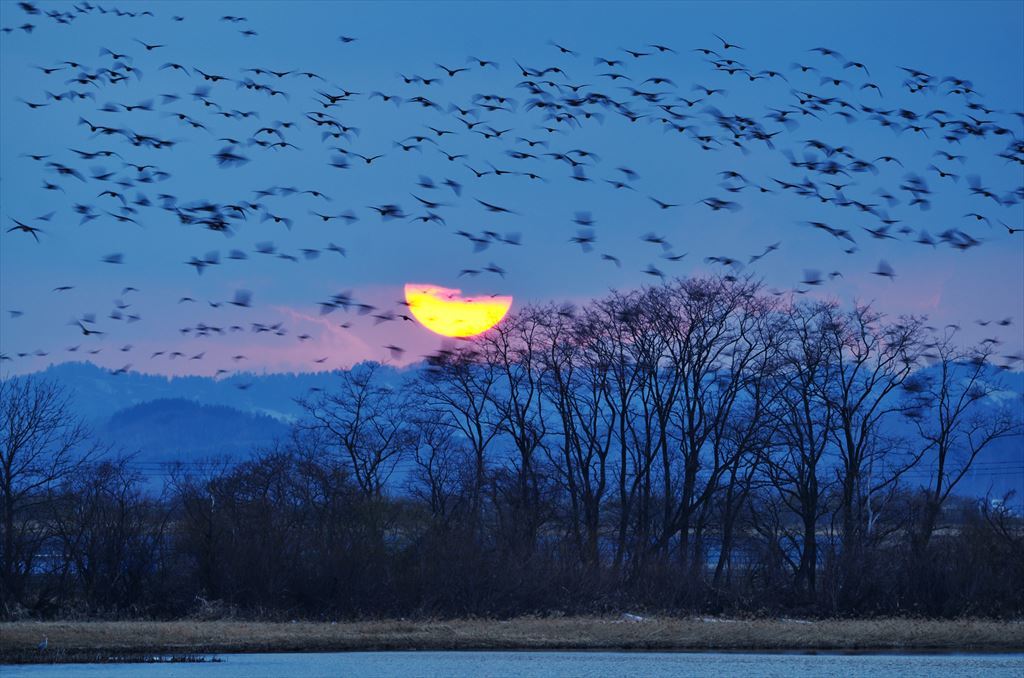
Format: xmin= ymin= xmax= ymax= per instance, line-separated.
xmin=1 ymin=0 xmax=1022 ymax=377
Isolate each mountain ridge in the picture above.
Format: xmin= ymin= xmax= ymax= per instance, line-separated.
xmin=5 ymin=360 xmax=1021 ymax=498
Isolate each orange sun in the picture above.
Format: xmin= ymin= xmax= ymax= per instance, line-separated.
xmin=404 ymin=283 xmax=512 ymax=337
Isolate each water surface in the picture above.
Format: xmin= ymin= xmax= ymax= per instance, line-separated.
xmin=4 ymin=651 xmax=1023 ymax=677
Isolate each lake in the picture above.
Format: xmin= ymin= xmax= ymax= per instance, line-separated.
xmin=4 ymin=651 xmax=1023 ymax=677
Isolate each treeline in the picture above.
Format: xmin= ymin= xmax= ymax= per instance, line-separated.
xmin=2 ymin=276 xmax=1022 ymax=620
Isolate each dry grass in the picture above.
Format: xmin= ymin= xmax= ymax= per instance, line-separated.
xmin=2 ymin=616 xmax=1021 ymax=663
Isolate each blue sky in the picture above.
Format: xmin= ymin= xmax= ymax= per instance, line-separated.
xmin=1 ymin=0 xmax=1022 ymax=375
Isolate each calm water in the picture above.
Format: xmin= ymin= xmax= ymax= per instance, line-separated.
xmin=4 ymin=651 xmax=1023 ymax=677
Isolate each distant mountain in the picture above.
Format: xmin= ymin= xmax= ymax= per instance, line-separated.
xmin=101 ymin=398 xmax=290 ymax=463
xmin=18 ymin=361 xmax=416 ymax=474
xmin=28 ymin=360 xmax=414 ymax=423
xmin=11 ymin=360 xmax=1024 ymax=499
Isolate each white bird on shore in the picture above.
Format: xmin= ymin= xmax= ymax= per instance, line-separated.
xmin=37 ymin=635 xmax=48 ymax=651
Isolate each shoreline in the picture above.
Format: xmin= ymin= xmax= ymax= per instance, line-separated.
xmin=2 ymin=617 xmax=1022 ymax=664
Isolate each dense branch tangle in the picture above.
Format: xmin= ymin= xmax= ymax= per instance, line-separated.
xmin=1 ymin=275 xmax=1021 ymax=618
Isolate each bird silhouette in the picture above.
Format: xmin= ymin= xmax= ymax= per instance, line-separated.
xmin=0 ymin=5 xmax=1020 ymax=378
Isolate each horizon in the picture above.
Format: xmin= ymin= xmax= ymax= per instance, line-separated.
xmin=17 ymin=356 xmax=1024 ymax=504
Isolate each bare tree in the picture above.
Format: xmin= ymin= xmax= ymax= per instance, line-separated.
xmin=585 ymin=291 xmax=651 ymax=576
xmin=418 ymin=347 xmax=502 ymax=518
xmin=762 ymin=302 xmax=836 ymax=603
xmin=408 ymin=407 xmax=473 ymax=521
xmin=50 ymin=459 xmax=169 ymax=613
xmin=1 ymin=377 xmax=96 ymax=611
xmin=711 ymin=293 xmax=782 ymax=591
xmin=538 ymin=303 xmax=609 ymax=570
xmin=652 ymin=277 xmax=764 ymax=577
xmin=819 ymin=305 xmax=925 ymax=601
xmin=297 ymin=363 xmax=414 ymax=499
xmin=905 ymin=332 xmax=1023 ymax=549
xmin=482 ymin=310 xmax=551 ymax=556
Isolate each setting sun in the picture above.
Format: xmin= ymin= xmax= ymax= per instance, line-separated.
xmin=404 ymin=283 xmax=512 ymax=337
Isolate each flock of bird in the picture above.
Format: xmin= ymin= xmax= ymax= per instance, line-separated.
xmin=2 ymin=1 xmax=1023 ymax=376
